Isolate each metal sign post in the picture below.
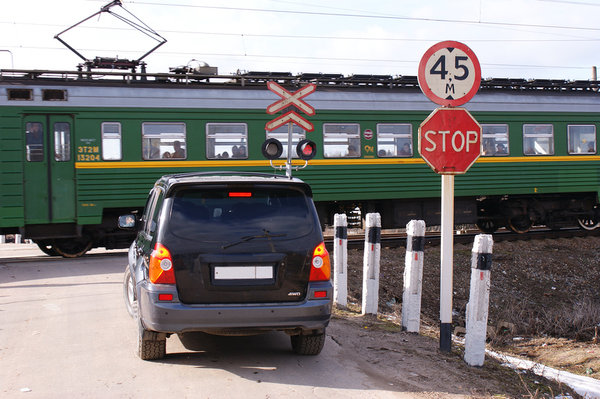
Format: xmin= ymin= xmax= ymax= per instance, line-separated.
xmin=439 ymin=174 xmax=454 ymax=352
xmin=417 ymin=41 xmax=482 ymax=352
xmin=285 ymin=122 xmax=293 ymax=178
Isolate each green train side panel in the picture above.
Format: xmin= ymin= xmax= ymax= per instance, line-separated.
xmin=76 ymin=168 xmax=169 ymax=224
xmin=0 ymin=113 xmax=24 ymax=228
xmin=4 ymin=104 xmax=599 ymax=229
xmin=75 ymin=158 xmax=600 ymax=228
xmin=461 ymin=161 xmax=600 ymax=197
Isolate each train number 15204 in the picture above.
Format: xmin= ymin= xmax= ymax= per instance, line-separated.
xmin=77 ymin=146 xmax=100 ymax=161
xmin=77 ymin=153 xmax=100 ymax=161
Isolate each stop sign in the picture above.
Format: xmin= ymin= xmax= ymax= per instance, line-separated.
xmin=418 ymin=108 xmax=481 ymax=174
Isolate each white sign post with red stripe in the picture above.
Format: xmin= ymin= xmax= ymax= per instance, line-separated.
xmin=265 ymin=81 xmax=316 ymax=178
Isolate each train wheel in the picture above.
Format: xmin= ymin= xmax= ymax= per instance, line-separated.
xmin=35 ymin=240 xmax=59 ymax=256
xmin=577 ymin=217 xmax=600 ymax=231
xmin=507 ymin=216 xmax=532 ymax=233
xmin=53 ymin=237 xmax=93 ymax=258
xmin=476 ymin=219 xmax=499 ymax=233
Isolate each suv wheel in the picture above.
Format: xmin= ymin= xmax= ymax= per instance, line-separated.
xmin=136 ymin=315 xmax=166 ymax=360
xmin=123 ymin=266 xmax=138 ymax=318
xmin=291 ymin=330 xmax=326 ymax=355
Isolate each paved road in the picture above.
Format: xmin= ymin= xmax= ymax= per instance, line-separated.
xmin=0 ymin=245 xmax=413 ymax=399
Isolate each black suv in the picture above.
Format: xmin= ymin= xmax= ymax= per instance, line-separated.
xmin=120 ymin=172 xmax=332 ymax=360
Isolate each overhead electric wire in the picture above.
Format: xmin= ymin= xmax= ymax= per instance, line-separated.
xmin=5 ymin=0 xmax=597 ymax=77
xmin=3 ymin=44 xmax=591 ymax=71
xmin=536 ymin=0 xmax=600 ymax=6
xmin=125 ymin=1 xmax=600 ymax=32
xmin=2 ymin=21 xmax=599 ymax=43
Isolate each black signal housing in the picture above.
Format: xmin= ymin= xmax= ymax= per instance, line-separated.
xmin=261 ymin=138 xmax=283 ymax=160
xmin=296 ymin=139 xmax=317 ymax=160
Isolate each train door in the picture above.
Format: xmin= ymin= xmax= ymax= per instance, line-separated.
xmin=23 ymin=115 xmax=76 ymax=225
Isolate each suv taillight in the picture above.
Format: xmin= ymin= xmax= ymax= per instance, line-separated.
xmin=149 ymin=243 xmax=176 ymax=284
xmin=309 ymin=242 xmax=331 ymax=282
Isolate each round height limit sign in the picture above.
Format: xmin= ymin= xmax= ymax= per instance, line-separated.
xmin=418 ymin=41 xmax=481 ymax=107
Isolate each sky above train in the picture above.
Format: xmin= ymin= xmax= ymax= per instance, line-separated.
xmin=2 ymin=0 xmax=599 ymax=81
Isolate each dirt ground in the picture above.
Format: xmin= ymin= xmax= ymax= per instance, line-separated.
xmin=329 ymin=312 xmax=578 ymax=398
xmin=338 ymin=234 xmax=600 ymax=397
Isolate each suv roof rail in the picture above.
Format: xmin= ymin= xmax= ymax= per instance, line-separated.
xmin=161 ymin=171 xmax=295 ymax=181
xmin=158 ymin=171 xmax=312 ymax=197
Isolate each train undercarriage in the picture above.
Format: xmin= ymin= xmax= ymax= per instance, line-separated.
xmin=475 ymin=193 xmax=600 ymax=233
xmin=4 ymin=192 xmax=599 ymax=258
xmin=317 ymin=192 xmax=600 ymax=234
xmin=5 ymin=209 xmax=139 ymax=258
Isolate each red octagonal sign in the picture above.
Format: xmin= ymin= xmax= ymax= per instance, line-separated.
xmin=418 ymin=108 xmax=481 ymax=175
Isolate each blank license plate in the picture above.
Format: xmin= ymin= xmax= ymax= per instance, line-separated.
xmin=214 ymin=266 xmax=273 ymax=280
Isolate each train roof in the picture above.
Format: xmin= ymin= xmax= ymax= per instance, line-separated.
xmin=1 ymin=68 xmax=599 ymax=94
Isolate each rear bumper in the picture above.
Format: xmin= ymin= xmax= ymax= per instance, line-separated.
xmin=138 ymin=280 xmax=333 ymax=334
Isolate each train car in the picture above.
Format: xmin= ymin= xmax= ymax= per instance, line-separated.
xmin=0 ymin=69 xmax=599 ymax=257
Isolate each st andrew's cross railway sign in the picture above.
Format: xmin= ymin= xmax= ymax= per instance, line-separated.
xmin=266 ymin=81 xmax=315 ymax=116
xmin=265 ymin=110 xmax=314 ymax=132
xmin=418 ymin=107 xmax=481 ymax=175
xmin=265 ymin=81 xmax=315 ymax=132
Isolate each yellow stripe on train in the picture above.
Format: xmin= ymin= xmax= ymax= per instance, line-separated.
xmin=75 ymin=156 xmax=600 ymax=169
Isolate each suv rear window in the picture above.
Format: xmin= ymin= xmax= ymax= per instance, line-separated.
xmin=166 ymin=185 xmax=315 ymax=242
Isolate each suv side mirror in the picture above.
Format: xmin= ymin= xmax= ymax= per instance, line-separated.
xmin=118 ymin=214 xmax=138 ymax=230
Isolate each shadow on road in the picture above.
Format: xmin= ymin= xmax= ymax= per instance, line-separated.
xmin=156 ymin=330 xmax=404 ymax=393
xmin=0 ymin=252 xmax=128 ymax=285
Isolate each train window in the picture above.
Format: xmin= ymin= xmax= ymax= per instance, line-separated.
xmin=8 ymin=89 xmax=33 ymax=101
xmin=54 ymin=123 xmax=71 ymax=162
xmin=523 ymin=124 xmax=554 ymax=156
xmin=568 ymin=125 xmax=596 ymax=154
xmin=323 ymin=123 xmax=360 ymax=158
xmin=265 ymin=124 xmax=306 ymax=158
xmin=25 ymin=122 xmax=44 ymax=162
xmin=142 ymin=122 xmax=186 ymax=160
xmin=376 ymin=124 xmax=412 ymax=157
xmin=42 ymin=89 xmax=67 ymax=101
xmin=102 ymin=122 xmax=122 ymax=160
xmin=206 ymin=123 xmax=248 ymax=159
xmin=481 ymin=124 xmax=509 ymax=156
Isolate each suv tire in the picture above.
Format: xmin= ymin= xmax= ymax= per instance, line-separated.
xmin=291 ymin=330 xmax=326 ymax=355
xmin=123 ymin=266 xmax=138 ymax=319
xmin=136 ymin=315 xmax=166 ymax=360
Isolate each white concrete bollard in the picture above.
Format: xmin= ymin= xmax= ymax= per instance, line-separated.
xmin=333 ymin=213 xmax=348 ymax=307
xmin=14 ymin=234 xmax=22 ymax=244
xmin=362 ymin=213 xmax=381 ymax=315
xmin=464 ymin=234 xmax=494 ymax=367
xmin=402 ymin=220 xmax=426 ymax=333
xmin=0 ymin=235 xmax=5 ymax=244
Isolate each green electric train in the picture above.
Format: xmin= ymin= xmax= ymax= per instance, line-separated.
xmin=0 ymin=69 xmax=599 ymax=257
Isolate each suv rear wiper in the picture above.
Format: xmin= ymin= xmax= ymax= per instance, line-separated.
xmin=222 ymin=229 xmax=287 ymax=250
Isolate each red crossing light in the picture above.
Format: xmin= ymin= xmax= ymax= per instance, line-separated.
xmin=296 ymin=139 xmax=317 ymax=160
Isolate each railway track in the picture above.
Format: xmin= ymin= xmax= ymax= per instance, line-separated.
xmin=324 ymin=226 xmax=600 ymax=250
